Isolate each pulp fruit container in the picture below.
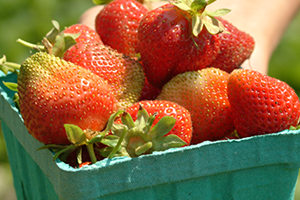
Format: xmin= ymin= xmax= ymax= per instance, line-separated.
xmin=1 ymin=71 xmax=300 ymax=200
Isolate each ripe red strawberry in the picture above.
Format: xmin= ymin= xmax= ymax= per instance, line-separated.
xmin=208 ymin=17 xmax=255 ymax=73
xmin=95 ymin=0 xmax=148 ymax=56
xmin=137 ymin=0 xmax=230 ymax=88
xmin=228 ymin=69 xmax=300 ymax=138
xmin=63 ymin=43 xmax=144 ymax=110
xmin=157 ymin=68 xmax=235 ymax=144
xmin=107 ymin=100 xmax=193 ymax=157
xmin=63 ymin=24 xmax=103 ymax=45
xmin=17 ymin=52 xmax=115 ymax=145
xmin=139 ymin=76 xmax=161 ymax=101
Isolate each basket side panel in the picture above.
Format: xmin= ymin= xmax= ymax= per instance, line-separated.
xmin=100 ymin=164 xmax=298 ymax=200
xmin=1 ymin=120 xmax=59 ymax=200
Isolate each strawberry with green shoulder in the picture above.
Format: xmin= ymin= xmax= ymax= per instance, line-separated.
xmin=17 ymin=21 xmax=145 ymax=111
xmin=157 ymin=67 xmax=235 ymax=144
xmin=63 ymin=42 xmax=145 ymax=110
xmin=227 ymin=69 xmax=300 ymax=137
xmin=17 ymin=52 xmax=116 ymax=145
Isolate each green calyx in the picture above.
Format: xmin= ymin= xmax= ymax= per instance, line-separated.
xmin=0 ymin=55 xmax=20 ymax=109
xmin=170 ymin=0 xmax=230 ymax=36
xmin=38 ymin=110 xmax=124 ymax=166
xmin=0 ymin=55 xmax=20 ymax=75
xmin=100 ymin=105 xmax=187 ymax=158
xmin=17 ymin=20 xmax=79 ymax=58
xmin=92 ymin=0 xmax=114 ymax=5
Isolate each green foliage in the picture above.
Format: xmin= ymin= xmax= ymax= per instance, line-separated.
xmin=0 ymin=0 xmax=94 ymax=64
xmin=269 ymin=11 xmax=300 ymax=96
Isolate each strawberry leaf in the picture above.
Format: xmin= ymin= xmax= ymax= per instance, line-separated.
xmin=152 ymin=134 xmax=186 ymax=151
xmin=191 ymin=0 xmax=207 ymax=12
xmin=2 ymin=82 xmax=18 ymax=92
xmin=100 ymin=135 xmax=121 ymax=148
xmin=0 ymin=55 xmax=20 ymax=75
xmin=46 ymin=20 xmax=61 ymax=44
xmin=171 ymin=0 xmax=192 ymax=11
xmin=76 ymin=147 xmax=83 ymax=165
xmin=121 ymin=112 xmax=136 ymax=129
xmin=149 ymin=116 xmax=176 ymax=139
xmin=92 ymin=0 xmax=113 ymax=5
xmin=64 ymin=124 xmax=87 ymax=146
xmin=52 ymin=33 xmax=66 ymax=58
xmin=53 ymin=145 xmax=77 ymax=161
xmin=135 ymin=141 xmax=153 ymax=156
xmin=192 ymin=15 xmax=203 ymax=37
xmin=109 ymin=104 xmax=186 ymax=157
xmin=202 ymin=16 xmax=224 ymax=34
xmin=206 ymin=8 xmax=231 ymax=17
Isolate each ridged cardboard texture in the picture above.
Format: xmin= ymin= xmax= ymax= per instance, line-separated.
xmin=1 ymin=71 xmax=300 ymax=200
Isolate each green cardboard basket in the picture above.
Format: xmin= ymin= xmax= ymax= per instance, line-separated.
xmin=1 ymin=71 xmax=300 ymax=200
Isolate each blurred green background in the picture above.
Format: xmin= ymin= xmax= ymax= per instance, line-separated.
xmin=0 ymin=0 xmax=300 ymax=199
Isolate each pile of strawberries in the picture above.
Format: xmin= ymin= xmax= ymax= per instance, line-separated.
xmin=2 ymin=0 xmax=300 ymax=168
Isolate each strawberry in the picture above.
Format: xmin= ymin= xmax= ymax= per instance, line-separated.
xmin=139 ymin=76 xmax=161 ymax=101
xmin=157 ymin=68 xmax=235 ymax=144
xmin=137 ymin=0 xmax=230 ymax=88
xmin=63 ymin=23 xmax=103 ymax=45
xmin=95 ymin=0 xmax=148 ymax=56
xmin=227 ymin=69 xmax=300 ymax=138
xmin=17 ymin=52 xmax=116 ymax=145
xmin=63 ymin=42 xmax=144 ymax=110
xmin=102 ymin=100 xmax=193 ymax=158
xmin=79 ymin=162 xmax=92 ymax=168
xmin=208 ymin=17 xmax=255 ymax=73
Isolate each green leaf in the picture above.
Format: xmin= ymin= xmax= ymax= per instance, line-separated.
xmin=63 ymin=32 xmax=80 ymax=51
xmin=192 ymin=15 xmax=203 ymax=37
xmin=52 ymin=32 xmax=66 ymax=58
xmin=171 ymin=0 xmax=192 ymax=11
xmin=53 ymin=144 xmax=77 ymax=161
xmin=101 ymin=109 xmax=124 ymax=135
xmin=202 ymin=16 xmax=223 ymax=34
xmin=87 ymin=134 xmax=104 ymax=144
xmin=100 ymin=135 xmax=121 ymax=148
xmin=134 ymin=106 xmax=151 ymax=133
xmin=206 ymin=8 xmax=231 ymax=17
xmin=121 ymin=112 xmax=135 ymax=129
xmin=93 ymin=0 xmax=113 ymax=5
xmin=108 ymin=126 xmax=128 ymax=158
xmin=46 ymin=20 xmax=61 ymax=44
xmin=3 ymin=82 xmax=18 ymax=92
xmin=76 ymin=147 xmax=83 ymax=165
xmin=64 ymin=124 xmax=87 ymax=146
xmin=149 ymin=116 xmax=176 ymax=139
xmin=135 ymin=141 xmax=153 ymax=156
xmin=111 ymin=123 xmax=127 ymax=137
xmin=153 ymin=134 xmax=186 ymax=151
xmin=191 ymin=0 xmax=207 ymax=13
xmin=0 ymin=55 xmax=21 ymax=75
xmin=37 ymin=144 xmax=67 ymax=151
xmin=13 ymin=93 xmax=20 ymax=111
xmin=206 ymin=0 xmax=217 ymax=5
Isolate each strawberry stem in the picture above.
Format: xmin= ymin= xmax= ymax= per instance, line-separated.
xmin=108 ymin=126 xmax=128 ymax=159
xmin=16 ymin=38 xmax=45 ymax=51
xmin=86 ymin=143 xmax=97 ymax=164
